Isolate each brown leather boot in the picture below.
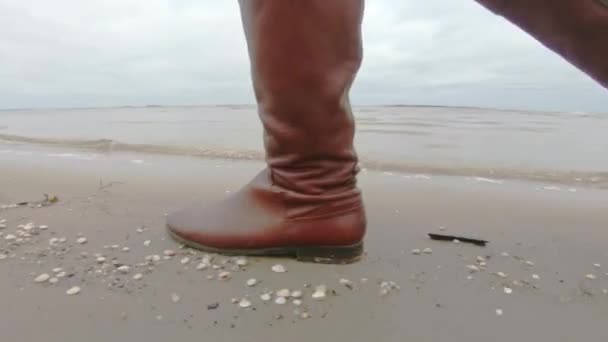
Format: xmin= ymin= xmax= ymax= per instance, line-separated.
xmin=166 ymin=0 xmax=366 ymax=264
xmin=476 ymin=0 xmax=608 ymax=89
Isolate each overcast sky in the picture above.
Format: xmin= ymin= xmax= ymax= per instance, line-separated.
xmin=1 ymin=0 xmax=606 ymax=112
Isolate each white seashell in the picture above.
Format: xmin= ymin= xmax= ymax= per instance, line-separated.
xmin=585 ymin=274 xmax=597 ymax=280
xmin=180 ymin=257 xmax=190 ymax=265
xmin=171 ymin=293 xmax=180 ymax=303
xmin=467 ymin=265 xmax=480 ymax=273
xmin=59 ymin=237 xmax=67 ymax=243
xmin=4 ymin=234 xmax=16 ymax=240
xmin=66 ymin=286 xmax=81 ymax=295
xmin=271 ymin=264 xmax=286 ymax=273
xmin=76 ymin=237 xmax=87 ymax=244
xmin=274 ymin=297 xmax=287 ymax=305
xmin=239 ymin=298 xmax=252 ymax=308
xmin=34 ymin=273 xmax=50 ymax=283
xmin=276 ymin=289 xmax=291 ymax=298
xmin=291 ymin=290 xmax=303 ymax=298
xmin=292 ymin=299 xmax=303 ymax=306
xmin=56 ymin=272 xmax=66 ymax=278
xmin=503 ymin=287 xmax=513 ymax=294
xmin=0 ymin=254 xmax=7 ymax=260
xmin=235 ymin=258 xmax=248 ymax=267
xmin=423 ymin=248 xmax=433 ymax=254
xmin=117 ymin=265 xmax=131 ymax=274
xmin=453 ymin=239 xmax=461 ymax=244
xmin=39 ymin=225 xmax=48 ymax=230
xmin=246 ymin=278 xmax=258 ymax=287
xmin=260 ymin=293 xmax=272 ymax=301
xmin=49 ymin=277 xmax=58 ymax=284
xmin=496 ymin=309 xmax=503 ymax=316
xmin=230 ymin=298 xmax=239 ymax=304
xmin=143 ymin=240 xmax=151 ymax=246
xmin=299 ymin=312 xmax=311 ymax=319
xmin=133 ymin=273 xmax=143 ymax=280
xmin=593 ymin=263 xmax=601 ymax=268
xmin=312 ymin=285 xmax=327 ymax=300
xmin=53 ymin=268 xmax=63 ymax=273
xmin=122 ymin=247 xmax=130 ymax=252
xmin=196 ymin=263 xmax=208 ymax=270
xmin=479 ymin=262 xmax=487 ymax=267
xmin=476 ymin=256 xmax=486 ymax=263
xmin=411 ymin=249 xmax=421 ymax=255
xmin=532 ymin=274 xmax=540 ymax=280
xmin=96 ymin=257 xmax=107 ymax=264
xmin=494 ymin=272 xmax=508 ymax=278
xmin=111 ymin=244 xmax=119 ymax=249
xmin=524 ymin=261 xmax=535 ymax=267
xmin=163 ymin=250 xmax=176 ymax=256
xmin=218 ymin=271 xmax=231 ymax=280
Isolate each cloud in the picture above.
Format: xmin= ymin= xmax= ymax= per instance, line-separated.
xmin=0 ymin=0 xmax=606 ymax=112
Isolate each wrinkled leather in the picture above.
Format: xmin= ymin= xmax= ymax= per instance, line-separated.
xmin=167 ymin=0 xmax=366 ymax=250
xmin=476 ymin=0 xmax=608 ymax=89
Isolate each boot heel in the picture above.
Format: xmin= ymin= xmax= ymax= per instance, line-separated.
xmin=296 ymin=242 xmax=363 ymax=264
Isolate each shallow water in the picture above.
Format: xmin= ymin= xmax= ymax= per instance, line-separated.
xmin=1 ymin=105 xmax=607 ymax=188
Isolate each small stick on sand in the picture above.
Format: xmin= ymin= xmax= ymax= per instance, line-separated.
xmin=428 ymin=233 xmax=488 ymax=247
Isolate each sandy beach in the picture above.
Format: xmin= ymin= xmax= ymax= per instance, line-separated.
xmin=2 ymin=150 xmax=608 ymax=341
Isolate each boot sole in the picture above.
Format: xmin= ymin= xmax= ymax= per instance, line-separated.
xmin=167 ymin=228 xmax=363 ymax=264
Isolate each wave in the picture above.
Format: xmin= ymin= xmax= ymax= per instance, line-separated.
xmin=1 ymin=133 xmax=606 ymax=188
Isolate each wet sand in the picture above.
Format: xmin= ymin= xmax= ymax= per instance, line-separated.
xmin=1 ymin=155 xmax=608 ymax=341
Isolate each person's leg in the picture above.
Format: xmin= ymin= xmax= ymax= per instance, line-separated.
xmin=476 ymin=0 xmax=608 ymax=89
xmin=166 ymin=0 xmax=366 ymax=263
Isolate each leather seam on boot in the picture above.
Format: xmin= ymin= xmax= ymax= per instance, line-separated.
xmin=285 ymin=206 xmax=363 ymax=222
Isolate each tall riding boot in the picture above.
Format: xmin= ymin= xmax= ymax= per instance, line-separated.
xmin=166 ymin=0 xmax=366 ymax=263
xmin=476 ymin=0 xmax=608 ymax=89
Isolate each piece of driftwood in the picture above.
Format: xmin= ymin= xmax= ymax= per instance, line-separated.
xmin=428 ymin=233 xmax=488 ymax=247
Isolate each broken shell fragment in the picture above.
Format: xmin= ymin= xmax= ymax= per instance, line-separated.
xmin=133 ymin=273 xmax=143 ymax=280
xmin=275 ymin=297 xmax=287 ymax=305
xmin=494 ymin=272 xmax=508 ymax=278
xmin=271 ymin=264 xmax=286 ymax=273
xmin=218 ymin=271 xmax=232 ymax=280
xmin=180 ymin=257 xmax=190 ymax=265
xmin=276 ymin=289 xmax=291 ymax=298
xmin=235 ymin=258 xmax=248 ymax=267
xmin=117 ymin=265 xmax=131 ymax=274
xmin=585 ymin=274 xmax=597 ymax=280
xmin=66 ymin=286 xmax=81 ymax=295
xmin=260 ymin=293 xmax=272 ymax=302
xmin=423 ymin=248 xmax=433 ymax=254
xmin=411 ymin=249 xmax=421 ymax=255
xmin=467 ymin=265 xmax=480 ymax=273
xmin=171 ymin=293 xmax=180 ymax=303
xmin=163 ymin=250 xmax=176 ymax=256
xmin=503 ymin=287 xmax=513 ymax=294
xmin=312 ymin=285 xmax=327 ymax=300
xmin=76 ymin=237 xmax=88 ymax=244
xmin=246 ymin=278 xmax=258 ymax=287
xmin=34 ymin=273 xmax=50 ymax=283
xmin=239 ymin=298 xmax=252 ymax=308
xmin=291 ymin=290 xmax=303 ymax=298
